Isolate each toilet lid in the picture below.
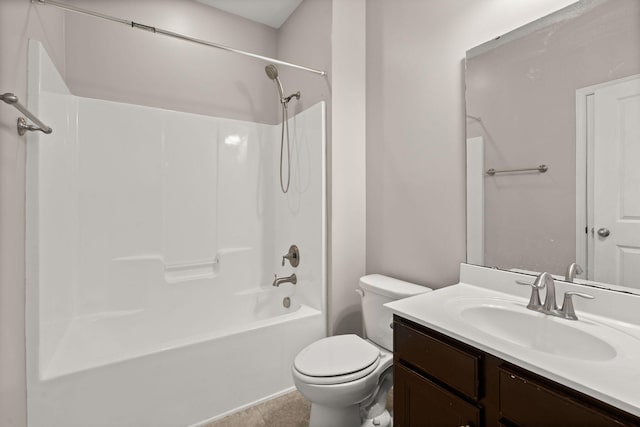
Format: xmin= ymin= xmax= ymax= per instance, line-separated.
xmin=294 ymin=334 xmax=380 ymax=377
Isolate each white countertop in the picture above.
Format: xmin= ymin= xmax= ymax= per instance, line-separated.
xmin=385 ymin=264 xmax=640 ymax=417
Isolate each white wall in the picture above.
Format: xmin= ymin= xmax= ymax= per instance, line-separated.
xmin=365 ymin=0 xmax=579 ymax=289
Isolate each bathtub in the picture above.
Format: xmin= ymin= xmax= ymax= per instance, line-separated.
xmin=28 ymin=286 xmax=325 ymax=427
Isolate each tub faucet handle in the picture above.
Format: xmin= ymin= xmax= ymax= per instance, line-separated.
xmin=281 ymin=245 xmax=300 ymax=267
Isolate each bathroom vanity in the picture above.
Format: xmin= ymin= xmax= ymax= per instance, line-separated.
xmin=393 ymin=317 xmax=638 ymax=426
xmin=387 ymin=264 xmax=640 ymax=427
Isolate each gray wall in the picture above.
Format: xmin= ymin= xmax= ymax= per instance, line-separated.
xmin=64 ymin=0 xmax=279 ymax=124
xmin=365 ymin=0 xmax=578 ymax=289
xmin=329 ymin=0 xmax=367 ymax=335
xmin=0 ymin=2 xmax=66 ymax=426
xmin=276 ymin=0 xmax=332 ymax=117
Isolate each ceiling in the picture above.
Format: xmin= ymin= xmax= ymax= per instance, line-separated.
xmin=195 ymin=0 xmax=304 ymax=29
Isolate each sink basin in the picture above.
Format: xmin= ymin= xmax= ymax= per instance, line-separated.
xmin=458 ymin=303 xmax=617 ymax=361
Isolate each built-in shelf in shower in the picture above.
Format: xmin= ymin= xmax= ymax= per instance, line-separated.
xmin=165 ymin=259 xmax=219 ymax=283
xmin=112 ymin=255 xmax=220 ymax=284
xmin=111 ymin=247 xmax=253 ymax=284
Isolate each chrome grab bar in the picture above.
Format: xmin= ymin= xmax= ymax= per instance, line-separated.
xmin=0 ymin=93 xmax=53 ymax=135
xmin=486 ymin=164 xmax=547 ymax=176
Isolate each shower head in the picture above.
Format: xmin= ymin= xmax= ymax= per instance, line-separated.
xmin=265 ymin=64 xmax=284 ymax=102
xmin=265 ymin=64 xmax=278 ymax=80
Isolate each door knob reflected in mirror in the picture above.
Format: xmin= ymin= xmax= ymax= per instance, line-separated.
xmin=597 ymin=228 xmax=611 ymax=238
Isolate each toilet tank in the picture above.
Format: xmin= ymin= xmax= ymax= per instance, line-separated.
xmin=359 ymin=274 xmax=431 ymax=351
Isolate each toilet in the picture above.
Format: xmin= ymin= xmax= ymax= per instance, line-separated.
xmin=292 ymin=274 xmax=431 ymax=427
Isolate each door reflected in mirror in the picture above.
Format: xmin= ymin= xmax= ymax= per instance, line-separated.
xmin=465 ymin=0 xmax=640 ymax=291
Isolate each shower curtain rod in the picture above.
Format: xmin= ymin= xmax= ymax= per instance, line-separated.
xmin=33 ymin=0 xmax=327 ymax=77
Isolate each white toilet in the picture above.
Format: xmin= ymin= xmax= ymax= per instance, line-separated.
xmin=292 ymin=274 xmax=431 ymax=427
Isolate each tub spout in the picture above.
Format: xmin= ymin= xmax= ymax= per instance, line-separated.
xmin=272 ymin=273 xmax=297 ymax=287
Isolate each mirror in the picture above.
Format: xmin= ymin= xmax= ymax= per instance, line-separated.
xmin=465 ymin=0 xmax=640 ymax=291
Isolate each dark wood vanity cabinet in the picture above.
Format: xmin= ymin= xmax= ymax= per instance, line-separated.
xmin=394 ymin=363 xmax=481 ymax=426
xmin=393 ymin=316 xmax=640 ymax=427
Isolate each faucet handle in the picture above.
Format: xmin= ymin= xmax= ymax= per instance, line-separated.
xmin=516 ymin=280 xmax=543 ymax=310
xmin=516 ymin=280 xmax=544 ymax=288
xmin=281 ymin=245 xmax=300 ymax=267
xmin=558 ymin=291 xmax=595 ymax=320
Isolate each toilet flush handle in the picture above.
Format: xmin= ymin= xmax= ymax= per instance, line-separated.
xmin=355 ymin=289 xmax=366 ymax=339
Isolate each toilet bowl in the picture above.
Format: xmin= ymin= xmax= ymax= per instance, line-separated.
xmin=292 ymin=275 xmax=431 ymax=427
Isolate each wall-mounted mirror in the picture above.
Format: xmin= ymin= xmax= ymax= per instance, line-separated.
xmin=465 ymin=0 xmax=640 ymax=291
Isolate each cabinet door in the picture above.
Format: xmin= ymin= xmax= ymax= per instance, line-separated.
xmin=394 ymin=320 xmax=481 ymax=399
xmin=395 ymin=363 xmax=481 ymax=427
xmin=499 ymin=368 xmax=632 ymax=427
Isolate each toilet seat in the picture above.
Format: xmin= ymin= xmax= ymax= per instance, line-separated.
xmin=293 ymin=335 xmax=381 ymax=385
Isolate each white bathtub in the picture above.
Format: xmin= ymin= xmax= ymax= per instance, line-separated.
xmin=28 ymin=287 xmax=325 ymax=427
xmin=42 ymin=286 xmax=312 ymax=379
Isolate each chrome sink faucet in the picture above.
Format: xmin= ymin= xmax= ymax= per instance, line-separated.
xmin=273 ymin=273 xmax=297 ymax=287
xmin=516 ymin=272 xmax=552 ymax=311
xmin=517 ymin=272 xmax=594 ymax=320
xmin=564 ymin=262 xmax=584 ymax=283
xmin=542 ymin=272 xmax=559 ymax=312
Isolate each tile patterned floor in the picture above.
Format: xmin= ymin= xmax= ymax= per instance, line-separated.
xmin=205 ymin=389 xmax=393 ymax=427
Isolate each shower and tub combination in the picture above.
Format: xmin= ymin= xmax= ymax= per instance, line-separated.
xmin=24 ymin=4 xmax=327 ymax=425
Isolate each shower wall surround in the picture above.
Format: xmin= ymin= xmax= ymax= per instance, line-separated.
xmin=26 ymin=41 xmax=326 ymax=426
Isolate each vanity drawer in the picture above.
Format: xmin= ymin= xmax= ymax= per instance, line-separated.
xmin=394 ymin=318 xmax=481 ymax=399
xmin=395 ymin=363 xmax=481 ymax=427
xmin=498 ymin=367 xmax=635 ymax=427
